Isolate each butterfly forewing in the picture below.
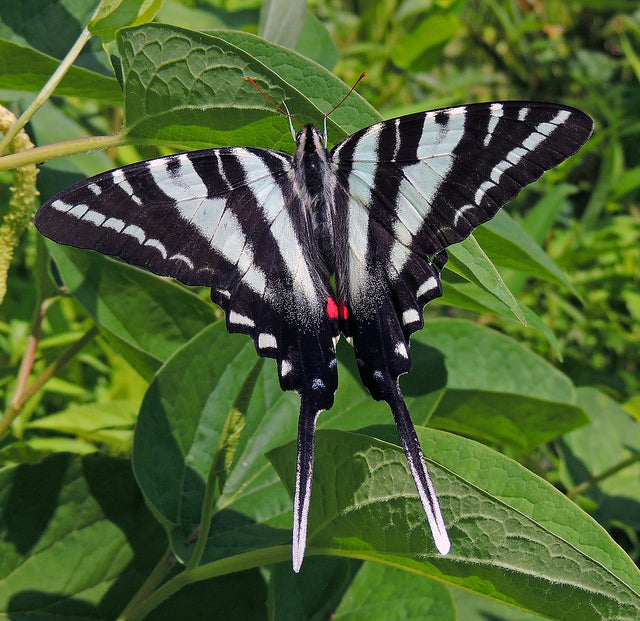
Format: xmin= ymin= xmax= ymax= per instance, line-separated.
xmin=35 ymin=97 xmax=593 ymax=572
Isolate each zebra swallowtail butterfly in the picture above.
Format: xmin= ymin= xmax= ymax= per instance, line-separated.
xmin=35 ymin=94 xmax=593 ymax=572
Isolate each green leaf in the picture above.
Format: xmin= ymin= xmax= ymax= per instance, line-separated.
xmin=0 ymin=39 xmax=122 ymax=103
xmin=475 ymin=210 xmax=575 ymax=293
xmin=332 ymin=319 xmax=586 ymax=451
xmin=0 ymin=453 xmax=167 ymax=617
xmin=89 ymin=0 xmax=163 ymax=41
xmin=333 ymin=562 xmax=455 ymax=620
xmin=447 ymin=236 xmax=525 ymax=323
xmin=132 ymin=321 xmax=264 ymax=532
xmin=269 ymin=557 xmax=361 ymax=620
xmin=559 ymin=387 xmax=640 ymax=530
xmin=47 ymin=244 xmax=218 ymax=364
xmin=269 ymin=428 xmax=640 ymax=620
xmin=116 ymin=23 xmax=380 ymax=150
xmin=258 ymin=0 xmax=307 ymax=49
xmin=26 ymin=400 xmax=138 ymax=450
xmin=295 ymin=13 xmax=339 ymax=70
xmin=391 ymin=14 xmax=462 ymax=71
xmin=0 ymin=0 xmax=112 ymax=75
xmin=440 ymin=279 xmax=561 ymax=355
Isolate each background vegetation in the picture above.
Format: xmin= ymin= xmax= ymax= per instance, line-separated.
xmin=0 ymin=0 xmax=639 ymax=619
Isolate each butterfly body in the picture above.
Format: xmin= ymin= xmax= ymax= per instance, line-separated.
xmin=35 ymin=100 xmax=593 ymax=572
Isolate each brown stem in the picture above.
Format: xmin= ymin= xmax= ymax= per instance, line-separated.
xmin=0 ymin=325 xmax=100 ymax=438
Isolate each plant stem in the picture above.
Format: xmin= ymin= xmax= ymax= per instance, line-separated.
xmin=567 ymin=452 xmax=640 ymax=499
xmin=186 ymin=458 xmax=220 ymax=570
xmin=0 ymin=27 xmax=92 ymax=156
xmin=0 ymin=134 xmax=128 ymax=172
xmin=119 ymin=546 xmax=291 ymax=621
xmin=10 ymin=297 xmax=56 ymax=412
xmin=117 ymin=548 xmax=176 ymax=621
xmin=0 ymin=325 xmax=99 ymax=438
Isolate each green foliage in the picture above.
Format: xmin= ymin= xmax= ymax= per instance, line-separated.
xmin=1 ymin=0 xmax=639 ymax=619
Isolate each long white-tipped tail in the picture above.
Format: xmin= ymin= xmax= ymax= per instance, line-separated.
xmin=387 ymin=384 xmax=451 ymax=555
xmin=292 ymin=406 xmax=319 ymax=572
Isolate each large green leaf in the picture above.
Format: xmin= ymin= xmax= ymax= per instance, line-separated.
xmin=0 ymin=453 xmax=268 ymax=619
xmin=115 ymin=23 xmax=380 ymax=150
xmin=0 ymin=39 xmax=121 ymax=103
xmin=269 ymin=428 xmax=640 ymax=620
xmin=47 ymin=244 xmax=217 ymax=365
xmin=325 ymin=319 xmax=587 ymax=452
xmin=0 ymin=453 xmax=166 ymax=617
xmin=332 ymin=562 xmax=455 ymax=620
xmin=558 ymin=387 xmax=640 ymax=530
xmin=475 ymin=210 xmax=576 ymax=293
xmin=132 ymin=321 xmax=270 ymax=535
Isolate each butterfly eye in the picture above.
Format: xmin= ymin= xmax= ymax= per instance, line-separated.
xmin=295 ymin=129 xmax=303 ymax=142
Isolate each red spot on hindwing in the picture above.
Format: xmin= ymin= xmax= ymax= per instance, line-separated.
xmin=338 ymin=301 xmax=349 ymax=320
xmin=326 ymin=297 xmax=339 ymax=319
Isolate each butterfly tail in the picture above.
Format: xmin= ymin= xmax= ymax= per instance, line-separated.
xmin=387 ymin=384 xmax=451 ymax=555
xmin=292 ymin=400 xmax=319 ymax=572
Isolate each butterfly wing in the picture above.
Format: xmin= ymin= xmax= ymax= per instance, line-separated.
xmin=35 ymin=146 xmax=340 ymax=569
xmin=331 ymin=102 xmax=593 ymax=553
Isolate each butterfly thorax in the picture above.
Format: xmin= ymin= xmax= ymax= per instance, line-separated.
xmin=293 ymin=125 xmax=339 ymax=277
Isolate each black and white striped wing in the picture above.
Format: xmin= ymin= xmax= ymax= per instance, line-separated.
xmin=330 ymin=102 xmax=593 ymax=553
xmin=35 ymin=145 xmax=340 ymax=415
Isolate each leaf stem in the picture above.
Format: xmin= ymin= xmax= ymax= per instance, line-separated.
xmin=117 ymin=548 xmax=176 ymax=621
xmin=0 ymin=27 xmax=93 ymax=156
xmin=119 ymin=546 xmax=292 ymax=621
xmin=10 ymin=297 xmax=57 ymax=413
xmin=0 ymin=134 xmax=128 ymax=172
xmin=566 ymin=452 xmax=640 ymax=499
xmin=0 ymin=325 xmax=100 ymax=438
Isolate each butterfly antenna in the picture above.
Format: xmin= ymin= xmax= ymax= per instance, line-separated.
xmin=246 ymin=77 xmax=303 ymax=139
xmin=314 ymin=72 xmax=368 ymax=131
xmin=386 ymin=383 xmax=451 ymax=556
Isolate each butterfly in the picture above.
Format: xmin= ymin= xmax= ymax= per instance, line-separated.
xmin=34 ymin=92 xmax=593 ymax=571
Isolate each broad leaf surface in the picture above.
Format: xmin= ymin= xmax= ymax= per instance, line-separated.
xmin=0 ymin=40 xmax=121 ymax=103
xmin=116 ymin=24 xmax=380 ymax=150
xmin=269 ymin=428 xmax=640 ymax=620
xmin=0 ymin=453 xmax=166 ymax=617
xmin=326 ymin=319 xmax=586 ymax=451
xmin=559 ymin=387 xmax=640 ymax=529
xmin=132 ymin=322 xmax=269 ymax=533
xmin=448 ymin=235 xmax=525 ymax=323
xmin=477 ymin=210 xmax=576 ymax=292
xmin=47 ymin=244 xmax=217 ymax=365
xmin=332 ymin=562 xmax=456 ymax=620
